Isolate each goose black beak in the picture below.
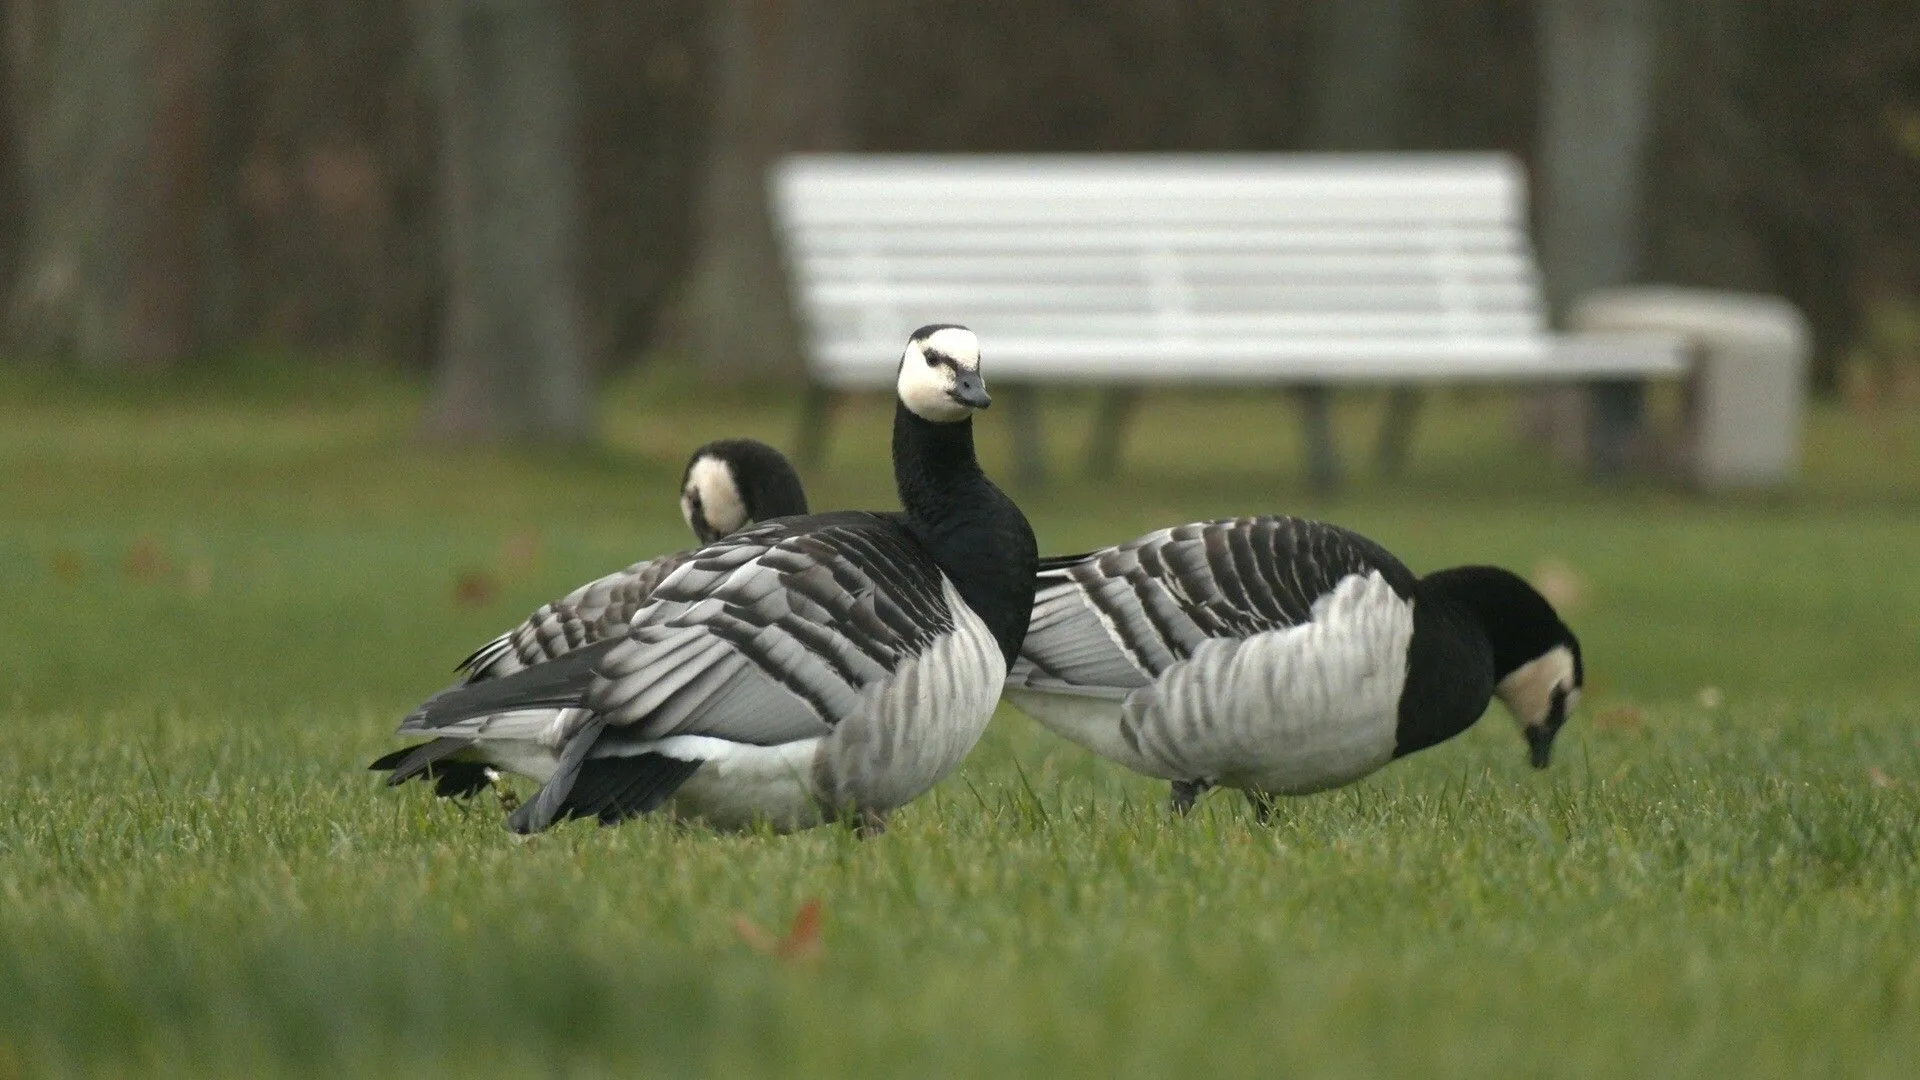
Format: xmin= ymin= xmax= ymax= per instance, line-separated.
xmin=1524 ymin=723 xmax=1556 ymax=769
xmin=949 ymin=372 xmax=991 ymax=410
xmin=1525 ymin=684 xmax=1574 ymax=769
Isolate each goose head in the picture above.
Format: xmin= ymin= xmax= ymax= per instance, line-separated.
xmin=679 ymin=438 xmax=809 ymax=544
xmin=1426 ymin=566 xmax=1585 ymax=768
xmin=896 ymin=324 xmax=990 ymax=423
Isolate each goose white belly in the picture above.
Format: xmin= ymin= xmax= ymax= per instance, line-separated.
xmin=1008 ymin=571 xmax=1414 ymax=796
xmin=624 ymin=735 xmax=828 ymax=831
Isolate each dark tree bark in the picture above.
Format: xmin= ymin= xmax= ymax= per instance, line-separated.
xmin=0 ymin=19 xmax=17 ymax=305
xmin=416 ymin=0 xmax=591 ymax=442
xmin=684 ymin=0 xmax=850 ymax=382
xmin=213 ymin=0 xmax=438 ymax=366
xmin=1536 ymin=0 xmax=1657 ymax=318
xmin=1536 ymin=0 xmax=1659 ymax=471
xmin=1303 ymin=0 xmax=1416 ymax=486
xmin=573 ymin=0 xmax=710 ymax=369
xmin=3 ymin=0 xmax=217 ymax=370
xmin=1305 ymin=0 xmax=1414 ymax=152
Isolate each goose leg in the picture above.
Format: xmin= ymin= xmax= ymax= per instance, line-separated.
xmin=1246 ymin=790 xmax=1277 ymax=825
xmin=854 ymin=808 xmax=890 ymax=839
xmin=491 ymin=772 xmax=521 ymax=814
xmin=1169 ymin=779 xmax=1211 ymax=816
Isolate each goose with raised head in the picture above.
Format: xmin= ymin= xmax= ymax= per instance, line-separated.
xmin=376 ymin=326 xmax=1037 ymax=835
xmin=1003 ymin=516 xmax=1583 ymax=818
xmin=370 ymin=437 xmax=809 ymax=797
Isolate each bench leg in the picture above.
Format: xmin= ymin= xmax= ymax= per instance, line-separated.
xmin=1004 ymin=384 xmax=1047 ymax=488
xmin=1585 ymin=379 xmax=1644 ymax=476
xmin=1296 ymin=385 xmax=1342 ymax=493
xmin=1374 ymin=386 xmax=1422 ymax=478
xmin=796 ymin=383 xmax=835 ymax=466
xmin=1083 ymin=387 xmax=1140 ymax=478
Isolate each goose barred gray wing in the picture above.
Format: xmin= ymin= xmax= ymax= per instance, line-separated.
xmin=399 ymin=510 xmax=999 ymax=831
xmin=458 ymin=551 xmax=696 ymax=680
xmin=1009 ymin=516 xmax=1418 ymax=694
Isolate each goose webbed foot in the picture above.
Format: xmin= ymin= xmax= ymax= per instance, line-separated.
xmin=1169 ymin=779 xmax=1211 ymax=816
xmin=490 ymin=771 xmax=522 ymax=814
xmin=854 ymin=808 xmax=890 ymax=839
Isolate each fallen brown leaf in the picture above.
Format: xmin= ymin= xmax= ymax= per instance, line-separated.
xmin=734 ymin=898 xmax=825 ymax=963
xmin=780 ymin=899 xmax=824 ymax=961
xmin=124 ymin=537 xmax=172 ymax=583
xmin=1867 ymin=767 xmax=1900 ymax=790
xmin=452 ymin=568 xmax=497 ymax=608
xmin=1593 ymin=705 xmax=1645 ymax=734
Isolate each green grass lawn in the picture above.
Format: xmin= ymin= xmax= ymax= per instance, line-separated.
xmin=3 ymin=367 xmax=1919 ymax=1077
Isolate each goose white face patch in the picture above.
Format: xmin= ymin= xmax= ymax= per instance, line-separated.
xmin=897 ymin=327 xmax=982 ymax=423
xmin=682 ymin=455 xmax=747 ymax=538
xmin=1496 ymin=645 xmax=1579 ymax=730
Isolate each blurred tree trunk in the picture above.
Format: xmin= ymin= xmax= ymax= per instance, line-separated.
xmin=1536 ymin=0 xmax=1658 ymax=471
xmin=0 ymin=22 xmax=16 ymax=305
xmin=684 ymin=0 xmax=850 ymax=382
xmin=416 ymin=0 xmax=591 ymax=442
xmin=1305 ymin=0 xmax=1412 ymax=152
xmin=1537 ymin=0 xmax=1656 ymax=317
xmin=3 ymin=0 xmax=217 ymax=370
xmin=1302 ymin=0 xmax=1414 ymax=487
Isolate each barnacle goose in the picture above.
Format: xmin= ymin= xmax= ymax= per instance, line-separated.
xmin=369 ymin=438 xmax=809 ymax=798
xmin=1003 ymin=516 xmax=1583 ymax=818
xmin=376 ymin=325 xmax=1037 ymax=835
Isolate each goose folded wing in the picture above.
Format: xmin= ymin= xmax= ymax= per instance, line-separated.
xmin=583 ymin=514 xmax=956 ymax=746
xmin=403 ymin=515 xmax=956 ymax=748
xmin=458 ymin=551 xmax=695 ymax=680
xmin=416 ymin=513 xmax=956 ymax=751
xmin=1010 ymin=517 xmax=1414 ymax=693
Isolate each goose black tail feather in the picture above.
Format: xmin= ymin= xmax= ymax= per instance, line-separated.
xmin=570 ymin=754 xmax=703 ymax=826
xmin=401 ymin=638 xmax=620 ymax=732
xmin=507 ymin=736 xmax=701 ymax=834
xmin=367 ymin=738 xmax=493 ymax=798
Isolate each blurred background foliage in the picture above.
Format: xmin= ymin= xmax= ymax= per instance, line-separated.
xmin=2 ymin=0 xmax=1917 ymax=399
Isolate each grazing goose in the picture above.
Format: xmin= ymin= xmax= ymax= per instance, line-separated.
xmin=369 ymin=437 xmax=808 ymax=797
xmin=1002 ymin=516 xmax=1583 ymax=818
xmin=376 ymin=325 xmax=1037 ymax=835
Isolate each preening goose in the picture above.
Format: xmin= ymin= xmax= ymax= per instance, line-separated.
xmin=369 ymin=437 xmax=808 ymax=797
xmin=377 ymin=325 xmax=1037 ymax=835
xmin=1003 ymin=516 xmax=1583 ymax=817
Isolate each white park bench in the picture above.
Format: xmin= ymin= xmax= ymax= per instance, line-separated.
xmin=769 ymin=152 xmax=1690 ymax=487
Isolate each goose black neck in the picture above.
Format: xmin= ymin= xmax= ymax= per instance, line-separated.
xmin=1391 ymin=574 xmax=1501 ymax=759
xmin=892 ymin=401 xmax=986 ymax=528
xmin=891 ymin=400 xmax=1038 ymax=664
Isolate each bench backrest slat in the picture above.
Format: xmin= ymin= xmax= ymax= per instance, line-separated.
xmin=771 ymin=153 xmax=1552 ymax=386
